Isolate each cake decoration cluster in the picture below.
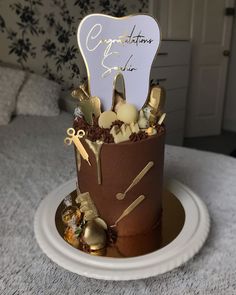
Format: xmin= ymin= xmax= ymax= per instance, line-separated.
xmin=62 ymin=192 xmax=107 ymax=254
xmin=72 ymin=82 xmax=166 ymax=145
xmin=67 ymin=81 xmax=166 ymax=186
xmin=61 ymin=188 xmax=148 ymax=255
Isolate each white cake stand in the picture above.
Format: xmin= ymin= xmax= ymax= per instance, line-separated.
xmin=34 ymin=178 xmax=210 ymax=281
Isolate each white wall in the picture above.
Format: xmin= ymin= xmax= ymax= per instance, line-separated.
xmin=224 ymin=18 xmax=236 ymax=132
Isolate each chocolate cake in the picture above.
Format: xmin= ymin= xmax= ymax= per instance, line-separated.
xmin=74 ymin=117 xmax=165 ymax=237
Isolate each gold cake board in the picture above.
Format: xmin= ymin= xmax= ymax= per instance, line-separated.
xmin=55 ymin=189 xmax=185 ymax=258
xmin=34 ymin=178 xmax=210 ymax=280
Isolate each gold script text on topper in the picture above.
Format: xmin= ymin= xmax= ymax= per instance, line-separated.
xmin=77 ymin=14 xmax=161 ymax=111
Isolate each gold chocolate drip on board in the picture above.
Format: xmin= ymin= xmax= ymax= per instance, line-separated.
xmin=85 ymin=139 xmax=104 ymax=185
xmin=116 ymin=161 xmax=154 ymax=200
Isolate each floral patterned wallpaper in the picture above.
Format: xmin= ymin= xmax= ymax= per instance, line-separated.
xmin=0 ymin=0 xmax=149 ymax=90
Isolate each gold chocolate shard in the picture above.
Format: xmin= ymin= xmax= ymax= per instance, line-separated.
xmin=145 ymin=85 xmax=166 ymax=125
xmin=75 ymin=192 xmax=99 ymax=221
xmin=138 ymin=110 xmax=149 ymax=129
xmin=110 ymin=124 xmax=132 ymax=144
xmin=149 ymin=85 xmax=165 ymax=111
xmin=78 ymin=96 xmax=101 ymax=125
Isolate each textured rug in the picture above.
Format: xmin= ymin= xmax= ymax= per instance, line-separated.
xmin=1 ymin=112 xmax=236 ymax=294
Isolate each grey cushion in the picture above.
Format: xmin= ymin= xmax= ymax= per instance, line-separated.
xmin=0 ymin=66 xmax=26 ymax=125
xmin=16 ymin=73 xmax=61 ymax=116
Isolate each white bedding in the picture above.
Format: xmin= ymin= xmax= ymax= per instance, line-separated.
xmin=1 ymin=112 xmax=236 ymax=294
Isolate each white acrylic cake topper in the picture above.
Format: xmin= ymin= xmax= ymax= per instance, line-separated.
xmin=77 ymin=14 xmax=161 ymax=111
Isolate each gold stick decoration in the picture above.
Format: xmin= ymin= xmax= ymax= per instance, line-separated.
xmin=80 ymin=83 xmax=90 ymax=97
xmin=71 ymin=82 xmax=90 ymax=101
xmin=64 ymin=128 xmax=91 ymax=166
xmin=157 ymin=113 xmax=166 ymax=125
xmin=85 ymin=139 xmax=103 ymax=184
xmin=116 ymin=161 xmax=154 ymax=200
xmin=113 ymin=195 xmax=146 ymax=226
xmin=71 ymin=88 xmax=88 ymax=101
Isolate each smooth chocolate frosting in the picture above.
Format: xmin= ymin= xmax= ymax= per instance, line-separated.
xmin=76 ymin=132 xmax=165 ymax=236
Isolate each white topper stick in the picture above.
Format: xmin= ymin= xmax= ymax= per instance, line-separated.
xmin=77 ymin=14 xmax=161 ymax=111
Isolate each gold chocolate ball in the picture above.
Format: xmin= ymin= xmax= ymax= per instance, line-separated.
xmin=117 ymin=103 xmax=138 ymax=124
xmin=98 ymin=111 xmax=117 ymax=128
xmin=94 ymin=217 xmax=108 ymax=230
xmin=83 ymin=220 xmax=107 ymax=249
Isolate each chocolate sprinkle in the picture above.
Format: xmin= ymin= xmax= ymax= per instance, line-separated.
xmin=73 ymin=117 xmax=89 ymax=131
xmin=110 ymin=120 xmax=124 ymax=128
xmin=129 ymin=131 xmax=149 ymax=142
xmin=156 ymin=124 xmax=165 ymax=135
xmin=107 ymin=227 xmax=117 ymax=245
xmin=73 ymin=117 xmax=165 ymax=144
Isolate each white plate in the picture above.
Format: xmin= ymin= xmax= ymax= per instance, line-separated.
xmin=34 ymin=178 xmax=210 ymax=280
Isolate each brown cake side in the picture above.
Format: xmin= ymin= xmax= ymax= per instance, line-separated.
xmin=76 ymin=131 xmax=165 ymax=237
